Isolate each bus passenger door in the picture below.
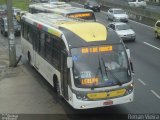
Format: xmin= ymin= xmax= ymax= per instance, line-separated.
xmin=32 ymin=29 xmax=39 ymax=69
xmin=60 ymin=50 xmax=69 ymax=100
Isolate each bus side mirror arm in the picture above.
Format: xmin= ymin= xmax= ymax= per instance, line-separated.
xmin=67 ymin=57 xmax=73 ymax=68
xmin=126 ymin=48 xmax=134 ymax=74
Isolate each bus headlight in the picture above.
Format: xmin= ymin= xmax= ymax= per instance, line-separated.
xmin=76 ymin=94 xmax=88 ymax=100
xmin=125 ymin=83 xmax=134 ymax=95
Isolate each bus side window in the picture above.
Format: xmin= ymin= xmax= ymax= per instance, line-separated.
xmin=39 ymin=32 xmax=45 ymax=57
xmin=21 ymin=21 xmax=25 ymax=37
xmin=45 ymin=34 xmax=52 ymax=62
xmin=23 ymin=22 xmax=28 ymax=40
xmin=27 ymin=26 xmax=32 ymax=44
xmin=52 ymin=37 xmax=61 ymax=70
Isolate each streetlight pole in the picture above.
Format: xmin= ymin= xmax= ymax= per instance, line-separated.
xmin=6 ymin=0 xmax=16 ymax=67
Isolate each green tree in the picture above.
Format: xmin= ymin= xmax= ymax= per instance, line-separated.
xmin=0 ymin=0 xmax=6 ymax=4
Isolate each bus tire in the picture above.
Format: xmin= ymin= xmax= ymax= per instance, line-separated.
xmin=27 ymin=51 xmax=31 ymax=65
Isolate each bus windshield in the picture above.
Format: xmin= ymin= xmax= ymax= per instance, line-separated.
xmin=71 ymin=44 xmax=131 ymax=88
xmin=68 ymin=12 xmax=96 ymax=21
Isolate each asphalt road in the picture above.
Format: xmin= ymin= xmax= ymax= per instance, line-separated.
xmin=105 ymin=0 xmax=160 ymax=13
xmin=72 ymin=2 xmax=160 ymax=114
xmin=0 ymin=3 xmax=160 ymax=120
xmin=76 ymin=8 xmax=160 ymax=115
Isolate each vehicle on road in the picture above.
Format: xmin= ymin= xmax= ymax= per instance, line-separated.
xmin=12 ymin=7 xmax=21 ymax=17
xmin=107 ymin=8 xmax=129 ymax=22
xmin=84 ymin=0 xmax=101 ymax=12
xmin=48 ymin=0 xmax=64 ymax=3
xmin=0 ymin=5 xmax=7 ymax=18
xmin=127 ymin=0 xmax=147 ymax=8
xmin=154 ymin=20 xmax=160 ymax=39
xmin=0 ymin=4 xmax=6 ymax=10
xmin=41 ymin=0 xmax=48 ymax=2
xmin=21 ymin=13 xmax=134 ymax=109
xmin=29 ymin=3 xmax=96 ymax=21
xmin=0 ymin=17 xmax=21 ymax=37
xmin=108 ymin=22 xmax=136 ymax=42
xmin=0 ymin=9 xmax=7 ymax=18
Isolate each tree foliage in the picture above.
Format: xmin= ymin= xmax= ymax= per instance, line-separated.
xmin=0 ymin=0 xmax=6 ymax=4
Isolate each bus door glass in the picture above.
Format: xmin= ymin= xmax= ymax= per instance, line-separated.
xmin=60 ymin=50 xmax=69 ymax=100
xmin=31 ymin=28 xmax=39 ymax=68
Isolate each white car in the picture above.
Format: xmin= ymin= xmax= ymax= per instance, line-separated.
xmin=108 ymin=22 xmax=136 ymax=42
xmin=107 ymin=8 xmax=129 ymax=22
xmin=12 ymin=7 xmax=21 ymax=17
xmin=128 ymin=0 xmax=147 ymax=8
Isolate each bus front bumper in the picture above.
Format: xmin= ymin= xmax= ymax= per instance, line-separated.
xmin=72 ymin=91 xmax=134 ymax=109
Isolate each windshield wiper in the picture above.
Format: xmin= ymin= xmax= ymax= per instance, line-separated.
xmin=101 ymin=57 xmax=108 ymax=78
xmin=91 ymin=56 xmax=103 ymax=90
xmin=101 ymin=57 xmax=122 ymax=86
xmin=95 ymin=55 xmax=104 ymax=79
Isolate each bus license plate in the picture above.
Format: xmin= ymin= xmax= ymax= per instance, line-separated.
xmin=103 ymin=100 xmax=113 ymax=105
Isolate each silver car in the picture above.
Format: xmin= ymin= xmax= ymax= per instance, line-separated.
xmin=108 ymin=22 xmax=136 ymax=42
xmin=107 ymin=8 xmax=129 ymax=22
xmin=0 ymin=17 xmax=21 ymax=37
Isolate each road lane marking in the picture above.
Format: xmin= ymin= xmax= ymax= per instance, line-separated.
xmin=129 ymin=20 xmax=154 ymax=29
xmin=144 ymin=42 xmax=160 ymax=51
xmin=137 ymin=78 xmax=146 ymax=86
xmin=150 ymin=90 xmax=160 ymax=100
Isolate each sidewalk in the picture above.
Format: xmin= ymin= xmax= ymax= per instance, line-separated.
xmin=0 ymin=37 xmax=9 ymax=81
xmin=0 ymin=36 xmax=66 ymax=114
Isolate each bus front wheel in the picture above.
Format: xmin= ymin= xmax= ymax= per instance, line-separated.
xmin=53 ymin=76 xmax=61 ymax=98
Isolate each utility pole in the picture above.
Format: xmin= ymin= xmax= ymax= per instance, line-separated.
xmin=6 ymin=0 xmax=16 ymax=67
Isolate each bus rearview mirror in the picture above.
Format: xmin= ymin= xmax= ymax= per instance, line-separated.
xmin=67 ymin=57 xmax=73 ymax=68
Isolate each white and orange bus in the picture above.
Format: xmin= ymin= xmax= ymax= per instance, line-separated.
xmin=21 ymin=13 xmax=134 ymax=109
